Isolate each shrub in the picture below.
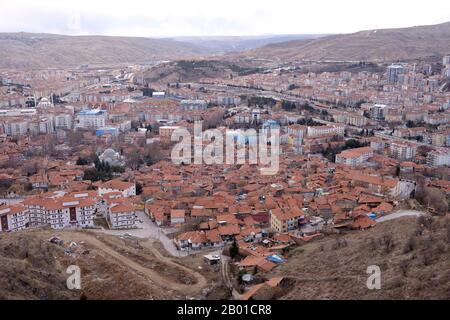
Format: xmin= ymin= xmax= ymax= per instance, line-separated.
xmin=403 ymin=235 xmax=417 ymax=254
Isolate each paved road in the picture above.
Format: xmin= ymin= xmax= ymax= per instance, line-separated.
xmin=376 ymin=210 xmax=426 ymax=223
xmin=99 ymin=211 xmax=187 ymax=257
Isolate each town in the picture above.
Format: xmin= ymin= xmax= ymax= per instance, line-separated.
xmin=0 ymin=12 xmax=450 ymax=300
xmin=1 ymin=54 xmax=449 ymax=299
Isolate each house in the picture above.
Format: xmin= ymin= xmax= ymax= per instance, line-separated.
xmin=98 ymin=179 xmax=136 ymax=198
xmin=239 ymin=227 xmax=264 ymax=243
xmin=237 ymin=256 xmax=277 ymax=273
xmin=218 ymin=224 xmax=241 ymax=242
xmin=0 ymin=204 xmax=29 ymax=232
xmin=239 ymin=277 xmax=285 ymax=300
xmin=350 ymin=215 xmax=376 ymax=230
xmin=205 ymin=229 xmax=225 ymax=248
xmin=175 ymin=231 xmax=208 ymax=251
xmin=170 ymin=209 xmax=186 ymax=225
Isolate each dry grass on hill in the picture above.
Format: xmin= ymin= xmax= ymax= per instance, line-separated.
xmin=272 ymin=216 xmax=450 ymax=300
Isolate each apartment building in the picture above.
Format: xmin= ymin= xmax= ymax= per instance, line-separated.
xmin=159 ymin=125 xmax=180 ymax=141
xmin=180 ymin=99 xmax=207 ymax=111
xmin=107 ymin=201 xmax=136 ymax=229
xmin=2 ymin=119 xmax=29 ymax=136
xmin=270 ymin=208 xmax=303 ymax=233
xmin=54 ymin=113 xmax=73 ymax=129
xmin=307 ymin=124 xmax=345 ymax=137
xmin=74 ymin=109 xmax=107 ymax=129
xmin=390 ymin=142 xmax=417 ymax=160
xmin=335 ymin=147 xmax=374 ymax=166
xmin=0 ymin=204 xmax=29 ymax=232
xmin=22 ymin=196 xmax=96 ymax=229
xmin=426 ymin=149 xmax=450 ymax=167
xmin=346 ymin=114 xmax=368 ymax=126
xmin=387 ymin=64 xmax=405 ymax=84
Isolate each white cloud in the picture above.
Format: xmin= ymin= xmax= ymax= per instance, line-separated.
xmin=1 ymin=0 xmax=450 ymax=36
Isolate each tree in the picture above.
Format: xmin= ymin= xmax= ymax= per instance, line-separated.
xmin=76 ymin=157 xmax=90 ymax=166
xmin=229 ymin=240 xmax=239 ymax=259
xmin=136 ymin=182 xmax=143 ymax=195
xmin=415 ymin=187 xmax=448 ymax=215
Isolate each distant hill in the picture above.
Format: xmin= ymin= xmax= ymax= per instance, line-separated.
xmin=239 ymin=22 xmax=450 ymax=62
xmin=0 ymin=33 xmax=209 ymax=70
xmin=171 ymin=34 xmax=328 ymax=54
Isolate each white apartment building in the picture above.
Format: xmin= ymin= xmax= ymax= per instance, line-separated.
xmin=307 ymin=124 xmax=345 ymax=137
xmin=426 ymin=149 xmax=450 ymax=167
xmin=424 ymin=113 xmax=450 ymax=125
xmin=0 ymin=108 xmax=37 ymax=117
xmin=390 ymin=142 xmax=417 ymax=161
xmin=0 ymin=204 xmax=29 ymax=232
xmin=335 ymin=147 xmax=374 ymax=166
xmin=180 ymin=99 xmax=207 ymax=111
xmin=2 ymin=120 xmax=29 ymax=136
xmin=346 ymin=114 xmax=368 ymax=126
xmin=38 ymin=117 xmax=55 ymax=134
xmin=23 ymin=196 xmax=96 ymax=230
xmin=107 ymin=202 xmax=136 ymax=229
xmin=54 ymin=114 xmax=73 ymax=129
xmin=74 ymin=109 xmax=107 ymax=129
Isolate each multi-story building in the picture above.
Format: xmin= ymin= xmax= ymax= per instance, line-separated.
xmin=54 ymin=114 xmax=73 ymax=129
xmin=387 ymin=64 xmax=405 ymax=84
xmin=390 ymin=142 xmax=417 ymax=160
xmin=0 ymin=204 xmax=29 ymax=232
xmin=107 ymin=201 xmax=136 ymax=229
xmin=370 ymin=104 xmax=388 ymax=120
xmin=307 ymin=124 xmax=345 ymax=137
xmin=443 ymin=55 xmax=450 ymax=66
xmin=74 ymin=109 xmax=107 ymax=129
xmin=270 ymin=208 xmax=303 ymax=233
xmin=2 ymin=119 xmax=29 ymax=136
xmin=22 ymin=196 xmax=96 ymax=230
xmin=346 ymin=114 xmax=368 ymax=126
xmin=181 ymin=100 xmax=207 ymax=111
xmin=159 ymin=125 xmax=180 ymax=141
xmin=426 ymin=149 xmax=450 ymax=167
xmin=335 ymin=147 xmax=374 ymax=166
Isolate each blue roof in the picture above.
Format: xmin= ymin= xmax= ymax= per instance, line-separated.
xmin=77 ymin=109 xmax=106 ymax=116
xmin=267 ymin=255 xmax=284 ymax=263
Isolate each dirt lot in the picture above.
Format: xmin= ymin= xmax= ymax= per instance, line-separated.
xmin=271 ymin=216 xmax=450 ymax=299
xmin=0 ymin=228 xmax=216 ymax=300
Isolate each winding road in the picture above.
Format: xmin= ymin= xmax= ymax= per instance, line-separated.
xmin=376 ymin=210 xmax=425 ymax=223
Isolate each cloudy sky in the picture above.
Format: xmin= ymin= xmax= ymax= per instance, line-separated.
xmin=1 ymin=0 xmax=450 ymax=37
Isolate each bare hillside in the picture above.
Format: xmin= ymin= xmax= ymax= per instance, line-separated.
xmin=0 ymin=229 xmax=213 ymax=300
xmin=240 ymin=22 xmax=450 ymax=62
xmin=271 ymin=216 xmax=450 ymax=300
xmin=0 ymin=33 xmax=208 ymax=70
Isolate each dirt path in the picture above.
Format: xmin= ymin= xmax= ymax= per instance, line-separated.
xmin=61 ymin=232 xmax=207 ymax=296
xmin=145 ymin=241 xmax=208 ymax=290
xmin=220 ymin=257 xmax=240 ymax=299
